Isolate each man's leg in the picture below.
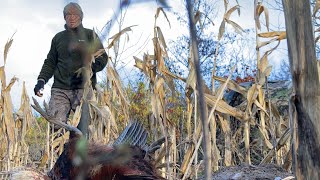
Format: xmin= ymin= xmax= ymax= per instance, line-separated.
xmin=48 ymin=88 xmax=72 ymax=130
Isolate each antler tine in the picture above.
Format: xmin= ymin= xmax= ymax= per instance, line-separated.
xmin=43 ymin=100 xmax=50 ymax=114
xmin=32 ymin=97 xmax=83 ymax=136
xmin=31 ymin=97 xmax=50 ymax=120
xmin=147 ymin=136 xmax=167 ymax=154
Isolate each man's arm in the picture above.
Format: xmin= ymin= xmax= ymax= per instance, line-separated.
xmin=38 ymin=37 xmax=58 ymax=83
xmin=91 ymin=33 xmax=108 ymax=73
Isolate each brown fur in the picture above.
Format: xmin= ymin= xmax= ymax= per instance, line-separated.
xmin=48 ymin=138 xmax=164 ymax=180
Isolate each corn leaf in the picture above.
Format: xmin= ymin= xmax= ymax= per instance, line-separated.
xmin=235 ymin=0 xmax=240 ymax=16
xmin=246 ymin=84 xmax=260 ymax=115
xmin=263 ymin=66 xmax=273 ymax=77
xmin=107 ymin=25 xmax=137 ymax=49
xmin=277 ymin=31 xmax=286 ymax=40
xmin=218 ymin=20 xmax=226 ymax=40
xmin=205 ymin=93 xmax=245 ymax=120
xmin=224 ymin=0 xmax=229 ymax=12
xmin=259 ymin=53 xmax=269 ymax=73
xmin=107 ymin=66 xmax=129 ymax=107
xmin=4 ymin=34 xmax=15 ymax=65
xmin=258 ymin=126 xmax=273 ymax=149
xmin=313 ymin=0 xmax=320 ymax=17
xmin=155 ymin=26 xmax=168 ymax=56
xmin=258 ymin=31 xmax=286 ymax=38
xmin=256 ymin=38 xmax=277 ymax=49
xmin=224 ymin=5 xmax=240 ymax=20
xmin=0 ymin=67 xmax=6 ymax=89
xmin=2 ymin=90 xmax=15 ymax=142
xmin=212 ymin=75 xmax=247 ymax=96
xmin=225 ymin=19 xmax=244 ymax=35
xmin=155 ymin=7 xmax=171 ymax=28
xmin=218 ymin=116 xmax=231 ymax=133
xmin=254 ymin=100 xmax=269 ymax=116
xmin=255 ymin=3 xmax=264 ymax=30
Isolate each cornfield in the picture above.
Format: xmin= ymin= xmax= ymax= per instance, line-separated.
xmin=1 ymin=0 xmax=319 ymax=179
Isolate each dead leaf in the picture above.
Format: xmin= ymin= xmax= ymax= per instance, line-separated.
xmin=224 ymin=0 xmax=229 ymax=12
xmin=258 ymin=31 xmax=286 ymax=38
xmin=155 ymin=27 xmax=168 ymax=56
xmin=258 ymin=126 xmax=273 ymax=149
xmin=225 ymin=19 xmax=244 ymax=35
xmin=0 ymin=67 xmax=7 ymax=89
xmin=212 ymin=75 xmax=247 ymax=96
xmin=277 ymin=32 xmax=286 ymax=40
xmin=155 ymin=7 xmax=171 ymax=28
xmin=313 ymin=0 xmax=320 ymax=17
xmin=255 ymin=3 xmax=264 ymax=30
xmin=254 ymin=100 xmax=269 ymax=116
xmin=224 ymin=5 xmax=240 ymax=20
xmin=218 ymin=20 xmax=226 ymax=40
xmin=259 ymin=53 xmax=269 ymax=73
xmin=246 ymin=84 xmax=259 ymax=115
xmin=263 ymin=66 xmax=273 ymax=77
xmin=223 ymin=5 xmax=240 ymax=20
xmin=4 ymin=33 xmax=15 ymax=65
xmin=205 ymin=93 xmax=245 ymax=120
xmin=194 ymin=11 xmax=204 ymax=31
xmin=256 ymin=38 xmax=277 ymax=49
xmin=107 ymin=25 xmax=137 ymax=49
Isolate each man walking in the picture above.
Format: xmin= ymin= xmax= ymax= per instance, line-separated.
xmin=34 ymin=2 xmax=108 ymax=129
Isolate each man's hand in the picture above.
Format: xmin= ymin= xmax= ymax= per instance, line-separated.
xmin=34 ymin=80 xmax=45 ymax=97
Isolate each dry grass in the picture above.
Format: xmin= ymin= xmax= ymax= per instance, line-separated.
xmin=0 ymin=1 xmax=298 ymax=179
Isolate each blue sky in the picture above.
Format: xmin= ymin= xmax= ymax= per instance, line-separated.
xmin=0 ymin=0 xmax=287 ymax=109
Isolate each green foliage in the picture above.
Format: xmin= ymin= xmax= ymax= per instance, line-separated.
xmin=126 ymin=81 xmax=151 ymax=121
xmin=25 ymin=117 xmax=47 ymax=142
xmin=25 ymin=117 xmax=48 ymax=161
xmin=166 ymin=94 xmax=185 ymax=125
xmin=126 ymin=80 xmax=185 ymax=125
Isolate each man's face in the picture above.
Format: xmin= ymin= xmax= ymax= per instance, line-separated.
xmin=65 ymin=6 xmax=82 ymax=29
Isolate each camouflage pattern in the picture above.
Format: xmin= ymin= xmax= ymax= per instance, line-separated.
xmin=48 ymin=88 xmax=84 ymax=123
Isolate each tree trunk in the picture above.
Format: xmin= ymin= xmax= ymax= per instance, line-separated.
xmin=282 ymin=0 xmax=320 ymax=179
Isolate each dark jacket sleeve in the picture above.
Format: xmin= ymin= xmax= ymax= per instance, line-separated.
xmin=38 ymin=37 xmax=58 ymax=83
xmin=91 ymin=32 xmax=108 ymax=73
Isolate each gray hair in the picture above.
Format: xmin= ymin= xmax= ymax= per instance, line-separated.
xmin=63 ymin=2 xmax=83 ymax=20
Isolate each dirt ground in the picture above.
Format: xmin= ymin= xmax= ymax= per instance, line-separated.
xmin=209 ymin=164 xmax=294 ymax=180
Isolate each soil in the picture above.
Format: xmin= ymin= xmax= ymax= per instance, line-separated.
xmin=210 ymin=164 xmax=294 ymax=180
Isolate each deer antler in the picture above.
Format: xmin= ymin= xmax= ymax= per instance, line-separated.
xmin=31 ymin=97 xmax=83 ymax=136
xmin=147 ymin=136 xmax=167 ymax=154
